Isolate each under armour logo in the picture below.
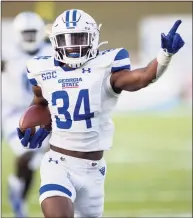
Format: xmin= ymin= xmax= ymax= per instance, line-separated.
xmin=99 ymin=167 xmax=106 ymax=176
xmin=48 ymin=158 xmax=58 ymax=164
xmin=82 ymin=68 xmax=91 ymax=73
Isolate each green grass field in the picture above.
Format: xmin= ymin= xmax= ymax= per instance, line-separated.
xmin=2 ymin=109 xmax=192 ymax=217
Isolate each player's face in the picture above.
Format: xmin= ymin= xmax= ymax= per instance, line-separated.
xmin=55 ymin=32 xmax=91 ymax=58
xmin=64 ymin=47 xmax=90 ymax=58
xmin=21 ymin=30 xmax=37 ymax=43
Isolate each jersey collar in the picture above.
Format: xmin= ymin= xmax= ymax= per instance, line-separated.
xmin=54 ymin=58 xmax=76 ymax=71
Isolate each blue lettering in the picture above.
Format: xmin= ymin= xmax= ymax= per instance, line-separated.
xmin=47 ymin=72 xmax=51 ymax=79
xmin=42 ymin=71 xmax=57 ymax=81
xmin=52 ymin=71 xmax=57 ymax=78
xmin=34 ymin=56 xmax=51 ymax=60
xmin=62 ymin=82 xmax=79 ymax=88
xmin=52 ymin=89 xmax=94 ymax=129
xmin=71 ymin=82 xmax=77 ymax=86
xmin=42 ymin=73 xmax=47 ymax=81
xmin=58 ymin=78 xmax=82 ymax=84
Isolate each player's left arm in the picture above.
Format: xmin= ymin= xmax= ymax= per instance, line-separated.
xmin=110 ymin=20 xmax=185 ymax=93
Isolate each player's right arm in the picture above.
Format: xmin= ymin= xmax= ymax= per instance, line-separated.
xmin=17 ymin=58 xmax=50 ymax=149
xmin=26 ymin=57 xmax=49 ymax=107
xmin=30 ymin=86 xmax=48 ymax=107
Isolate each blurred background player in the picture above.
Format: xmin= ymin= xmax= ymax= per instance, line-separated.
xmin=2 ymin=11 xmax=52 ymax=218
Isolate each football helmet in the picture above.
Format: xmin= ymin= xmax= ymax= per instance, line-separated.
xmin=49 ymin=9 xmax=107 ymax=68
xmin=13 ymin=11 xmax=45 ymax=53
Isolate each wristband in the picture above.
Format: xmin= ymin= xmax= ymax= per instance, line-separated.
xmin=152 ymin=49 xmax=172 ymax=83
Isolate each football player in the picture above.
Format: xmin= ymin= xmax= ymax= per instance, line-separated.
xmin=17 ymin=9 xmax=184 ymax=217
xmin=2 ymin=11 xmax=52 ymax=217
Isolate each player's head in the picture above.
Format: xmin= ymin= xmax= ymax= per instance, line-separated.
xmin=49 ymin=9 xmax=107 ymax=68
xmin=13 ymin=11 xmax=45 ymax=53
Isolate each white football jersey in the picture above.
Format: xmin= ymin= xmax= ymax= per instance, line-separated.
xmin=27 ymin=48 xmax=131 ymax=151
xmin=2 ymin=43 xmax=53 ymax=118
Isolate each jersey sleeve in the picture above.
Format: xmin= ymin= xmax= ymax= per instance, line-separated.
xmin=26 ymin=55 xmax=53 ymax=87
xmin=111 ymin=48 xmax=131 ymax=72
xmin=103 ymin=48 xmax=131 ymax=97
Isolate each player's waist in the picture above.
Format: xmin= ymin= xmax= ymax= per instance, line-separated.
xmin=50 ymin=144 xmax=103 ymax=161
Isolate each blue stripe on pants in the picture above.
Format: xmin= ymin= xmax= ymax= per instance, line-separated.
xmin=39 ymin=184 xmax=72 ymax=197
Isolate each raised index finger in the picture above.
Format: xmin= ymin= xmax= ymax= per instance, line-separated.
xmin=168 ymin=20 xmax=182 ymax=35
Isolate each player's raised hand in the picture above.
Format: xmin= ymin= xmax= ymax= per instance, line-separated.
xmin=17 ymin=127 xmax=50 ymax=149
xmin=161 ymin=20 xmax=185 ymax=54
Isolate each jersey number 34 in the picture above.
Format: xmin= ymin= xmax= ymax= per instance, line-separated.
xmin=52 ymin=89 xmax=94 ymax=129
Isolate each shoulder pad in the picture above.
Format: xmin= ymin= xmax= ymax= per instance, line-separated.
xmin=90 ymin=48 xmax=130 ymax=70
xmin=98 ymin=48 xmax=131 ymax=72
xmin=99 ymin=48 xmax=128 ymax=59
xmin=99 ymin=48 xmax=117 ymax=56
xmin=27 ymin=56 xmax=54 ymax=76
xmin=111 ymin=48 xmax=131 ymax=72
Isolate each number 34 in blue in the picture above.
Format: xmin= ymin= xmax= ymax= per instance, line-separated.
xmin=52 ymin=89 xmax=94 ymax=129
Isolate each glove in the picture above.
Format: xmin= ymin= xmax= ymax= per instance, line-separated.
xmin=17 ymin=127 xmax=50 ymax=149
xmin=161 ymin=20 xmax=185 ymax=55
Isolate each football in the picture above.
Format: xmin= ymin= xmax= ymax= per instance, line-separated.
xmin=19 ymin=105 xmax=52 ymax=135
